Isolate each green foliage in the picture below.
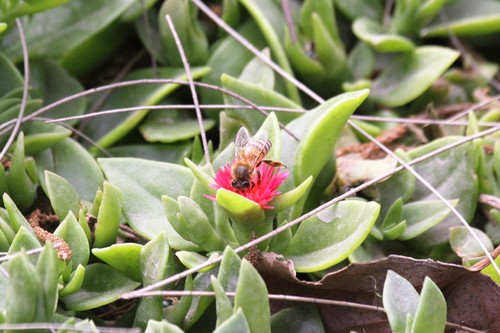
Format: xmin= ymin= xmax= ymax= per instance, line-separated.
xmin=0 ymin=0 xmax=498 ymax=331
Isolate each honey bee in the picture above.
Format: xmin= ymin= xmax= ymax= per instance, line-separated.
xmin=231 ymin=127 xmax=285 ymax=190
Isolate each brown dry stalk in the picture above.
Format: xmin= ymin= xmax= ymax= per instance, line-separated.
xmin=28 ymin=209 xmax=71 ymax=260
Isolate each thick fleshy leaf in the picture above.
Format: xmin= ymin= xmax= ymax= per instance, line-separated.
xmin=421 ymin=0 xmax=500 ymax=37
xmin=140 ymin=110 xmax=215 ymax=143
xmin=30 ymin=59 xmax=85 ymax=124
xmin=3 ymin=193 xmax=35 ymax=234
xmin=5 ymin=253 xmax=38 ymax=324
xmin=59 ymin=264 xmax=85 ymax=297
xmin=200 ymin=20 xmax=266 ymax=108
xmin=335 ymin=0 xmax=383 ymax=20
xmin=216 ymin=188 xmax=265 ymax=226
xmin=214 ymin=308 xmax=251 ymax=333
xmin=221 ymin=74 xmax=301 ymax=134
xmin=408 ymin=139 xmax=478 ymax=246
xmin=284 ymin=200 xmax=380 ymax=272
xmin=353 ymin=17 xmax=415 ymax=52
xmin=399 ymin=199 xmax=457 ymax=241
xmin=1 ymin=0 xmax=136 ymax=68
xmin=234 ymin=260 xmax=270 ymax=333
xmin=23 ymin=121 xmax=72 ymax=156
xmin=92 ymin=243 xmax=142 ymax=282
xmin=94 ymin=181 xmax=122 ymax=248
xmin=165 ymin=275 xmax=193 ymax=326
xmin=184 ymin=270 xmax=217 ymax=330
xmin=238 ymin=0 xmax=300 ymax=103
xmin=0 ymin=52 xmax=23 ymax=95
xmin=61 ymin=263 xmax=140 ymax=311
xmin=8 ymin=227 xmax=41 ymax=259
xmin=85 ymin=67 xmax=210 ymax=149
xmin=35 ymin=244 xmax=59 ymax=322
xmin=211 ymin=276 xmax=233 ymax=327
xmin=7 ymin=132 xmax=36 ymax=211
xmin=450 ymin=226 xmax=493 ymax=261
xmin=54 ymin=212 xmax=90 ymax=270
xmin=371 ymin=46 xmax=459 ymax=107
xmin=103 ymin=142 xmax=192 ymax=164
xmin=35 ymin=138 xmax=104 ymax=202
xmin=98 ymin=157 xmax=197 ymax=250
xmin=239 ymin=48 xmax=274 ymax=88
xmin=217 ymin=246 xmax=242 ymax=293
xmin=158 ymin=0 xmax=208 ymax=66
xmin=175 ymin=251 xmax=219 ymax=272
xmin=268 ymin=176 xmax=313 ymax=213
xmin=271 ymin=305 xmax=325 ymax=333
xmin=45 ymin=170 xmax=81 ymax=220
xmin=411 ymin=277 xmax=447 ymax=333
xmin=383 ymin=270 xmax=420 ymax=333
xmin=135 ymin=232 xmax=176 ymax=330
xmin=178 ymin=196 xmax=224 ymax=251
xmin=282 ymin=90 xmax=370 ymax=186
xmin=145 ymin=320 xmax=184 ymax=333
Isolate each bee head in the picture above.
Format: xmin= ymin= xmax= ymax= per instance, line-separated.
xmin=231 ymin=179 xmax=252 ymax=190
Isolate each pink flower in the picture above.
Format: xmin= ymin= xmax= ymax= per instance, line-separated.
xmin=209 ymin=162 xmax=289 ymax=209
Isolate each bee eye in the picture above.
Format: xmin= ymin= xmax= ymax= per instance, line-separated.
xmin=231 ymin=180 xmax=238 ymax=187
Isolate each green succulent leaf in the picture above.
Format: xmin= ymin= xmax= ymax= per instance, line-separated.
xmin=23 ymin=122 xmax=72 ymax=156
xmin=238 ymin=0 xmax=300 ymax=103
xmin=284 ymin=200 xmax=380 ymax=272
xmin=30 ymin=59 xmax=86 ymax=124
xmin=271 ymin=305 xmax=325 ymax=333
xmin=7 ymin=227 xmax=41 ymax=261
xmin=84 ymin=66 xmax=210 ymax=150
xmin=408 ymin=138 xmax=478 ymax=246
xmin=135 ymin=232 xmax=176 ymax=330
xmin=165 ymin=274 xmax=193 ymax=326
xmin=176 ymin=251 xmax=219 ymax=272
xmin=35 ymin=138 xmax=104 ymax=202
xmin=59 ymin=264 xmax=85 ymax=297
xmin=3 ymin=193 xmax=35 ymax=234
xmin=287 ymin=89 xmax=370 ymax=185
xmin=145 ymin=320 xmax=184 ymax=333
xmin=268 ymin=176 xmax=313 ymax=213
xmin=211 ymin=276 xmax=234 ymax=327
xmin=221 ymin=74 xmax=301 ymax=134
xmin=7 ymin=132 xmax=36 ymax=211
xmin=383 ymin=270 xmax=420 ymax=333
xmin=450 ymin=226 xmax=493 ymax=264
xmin=92 ymin=243 xmax=142 ymax=282
xmin=371 ymin=46 xmax=459 ymax=107
xmin=352 ymin=17 xmax=415 ymax=52
xmin=2 ymin=0 xmax=136 ymax=75
xmin=35 ymin=244 xmax=59 ymax=321
xmin=45 ymin=170 xmax=81 ymax=220
xmin=399 ymin=199 xmax=458 ymax=240
xmin=94 ymin=181 xmax=122 ymax=248
xmin=214 ymin=308 xmax=251 ymax=333
xmin=61 ymin=263 xmax=140 ymax=311
xmin=178 ymin=196 xmax=224 ymax=251
xmin=54 ymin=211 xmax=90 ymax=270
xmin=158 ymin=0 xmax=208 ymax=66
xmin=5 ymin=252 xmax=39 ymax=324
xmin=99 ymin=157 xmax=198 ymax=250
xmin=216 ymin=188 xmax=265 ymax=226
xmin=422 ymin=0 xmax=500 ymax=37
xmin=411 ymin=277 xmax=447 ymax=333
xmin=234 ymin=260 xmax=270 ymax=333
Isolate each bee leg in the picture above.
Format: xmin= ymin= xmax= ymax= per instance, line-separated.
xmin=257 ymin=170 xmax=262 ymax=186
xmin=263 ymin=160 xmax=287 ymax=168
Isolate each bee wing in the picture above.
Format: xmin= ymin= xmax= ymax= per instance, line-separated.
xmin=234 ymin=127 xmax=250 ymax=156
